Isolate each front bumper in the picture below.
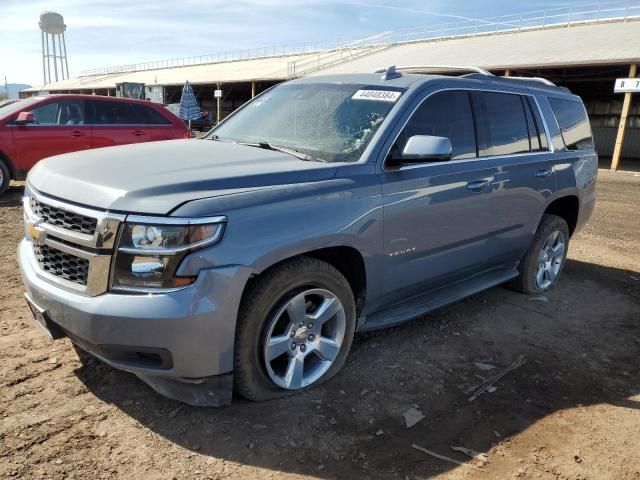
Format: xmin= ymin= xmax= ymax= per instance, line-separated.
xmin=18 ymin=238 xmax=252 ymax=406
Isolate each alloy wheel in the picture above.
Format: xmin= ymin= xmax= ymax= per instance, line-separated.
xmin=263 ymin=288 xmax=346 ymax=390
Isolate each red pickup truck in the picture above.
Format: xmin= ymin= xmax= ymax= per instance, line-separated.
xmin=0 ymin=94 xmax=188 ymax=194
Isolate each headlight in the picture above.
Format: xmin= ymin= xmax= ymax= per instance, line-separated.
xmin=111 ymin=216 xmax=226 ymax=292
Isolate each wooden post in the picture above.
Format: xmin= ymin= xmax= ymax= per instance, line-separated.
xmin=216 ymin=82 xmax=221 ymax=124
xmin=251 ymin=81 xmax=256 ymax=98
xmin=611 ymin=63 xmax=637 ymax=171
xmin=504 ymin=69 xmax=510 ymax=77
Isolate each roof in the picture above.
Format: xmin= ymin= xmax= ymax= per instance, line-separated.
xmin=312 ymin=19 xmax=640 ymax=76
xmin=23 ymin=51 xmax=323 ymax=92
xmin=22 ymin=18 xmax=640 ymax=94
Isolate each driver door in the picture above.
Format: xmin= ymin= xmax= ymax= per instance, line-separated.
xmin=379 ymin=90 xmax=499 ymax=307
xmin=12 ymin=98 xmax=91 ymax=168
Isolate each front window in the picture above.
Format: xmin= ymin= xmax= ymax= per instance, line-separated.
xmin=208 ymin=83 xmax=405 ymax=162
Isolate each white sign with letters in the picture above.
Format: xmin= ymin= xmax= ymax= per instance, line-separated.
xmin=614 ymin=78 xmax=640 ymax=93
xmin=352 ymin=89 xmax=401 ymax=102
xmin=214 ymin=89 xmax=223 ymax=98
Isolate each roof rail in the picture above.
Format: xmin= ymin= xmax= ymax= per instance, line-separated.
xmin=374 ymin=65 xmax=493 ymax=76
xmin=502 ymin=76 xmax=556 ymax=86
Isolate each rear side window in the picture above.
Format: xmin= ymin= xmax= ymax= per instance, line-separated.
xmin=472 ymin=92 xmax=530 ymax=157
xmin=548 ymin=97 xmax=593 ymax=151
xmin=525 ymin=97 xmax=549 ymax=151
xmin=399 ymin=90 xmax=476 ymax=160
xmin=130 ymin=104 xmax=172 ymax=125
xmin=88 ymin=100 xmax=138 ymax=125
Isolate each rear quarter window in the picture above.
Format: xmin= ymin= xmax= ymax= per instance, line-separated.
xmin=548 ymin=97 xmax=593 ymax=151
xmin=130 ymin=104 xmax=172 ymax=125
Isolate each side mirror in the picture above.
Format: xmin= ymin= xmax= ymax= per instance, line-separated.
xmin=399 ymin=135 xmax=452 ymax=163
xmin=15 ymin=111 xmax=35 ymax=125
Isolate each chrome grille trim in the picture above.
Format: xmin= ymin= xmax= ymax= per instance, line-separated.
xmin=23 ymin=186 xmax=124 ymax=297
xmin=23 ymin=188 xmax=125 ymax=250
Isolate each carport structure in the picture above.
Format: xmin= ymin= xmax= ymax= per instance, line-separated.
xmin=21 ymin=1 xmax=640 ymax=170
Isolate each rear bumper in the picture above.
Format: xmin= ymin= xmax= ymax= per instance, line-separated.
xmin=18 ymin=238 xmax=252 ymax=406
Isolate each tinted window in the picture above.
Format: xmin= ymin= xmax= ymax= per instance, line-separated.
xmin=89 ymin=100 xmax=138 ymax=125
xmin=525 ymin=97 xmax=549 ymax=151
xmin=398 ymin=90 xmax=476 ymax=160
xmin=131 ymin=104 xmax=171 ymax=125
xmin=29 ymin=99 xmax=84 ymax=126
xmin=548 ymin=97 xmax=593 ymax=151
xmin=473 ymin=92 xmax=530 ymax=157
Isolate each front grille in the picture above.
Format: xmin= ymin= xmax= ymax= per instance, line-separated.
xmin=30 ymin=196 xmax=97 ymax=236
xmin=34 ymin=244 xmax=90 ymax=286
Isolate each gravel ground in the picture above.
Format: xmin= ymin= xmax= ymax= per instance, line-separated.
xmin=1 ymin=171 xmax=639 ymax=480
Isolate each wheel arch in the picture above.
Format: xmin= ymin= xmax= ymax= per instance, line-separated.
xmin=543 ymin=195 xmax=580 ymax=237
xmin=243 ymin=245 xmax=368 ymax=317
xmin=0 ymin=149 xmax=16 ymax=180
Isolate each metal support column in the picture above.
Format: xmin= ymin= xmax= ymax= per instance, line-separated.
xmin=504 ymin=69 xmax=510 ymax=77
xmin=251 ymin=81 xmax=256 ymax=98
xmin=216 ymin=83 xmax=221 ymax=124
xmin=611 ymin=63 xmax=637 ymax=171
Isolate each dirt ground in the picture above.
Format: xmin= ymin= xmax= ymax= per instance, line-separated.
xmin=1 ymin=171 xmax=639 ymax=480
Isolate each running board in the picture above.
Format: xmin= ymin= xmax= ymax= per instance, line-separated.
xmin=358 ymin=267 xmax=518 ymax=332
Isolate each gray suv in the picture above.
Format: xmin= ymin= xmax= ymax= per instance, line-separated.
xmin=18 ymin=66 xmax=597 ymax=406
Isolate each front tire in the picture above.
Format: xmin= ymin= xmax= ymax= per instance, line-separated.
xmin=509 ymin=214 xmax=570 ymax=294
xmin=0 ymin=159 xmax=10 ymax=195
xmin=234 ymin=257 xmax=356 ymax=401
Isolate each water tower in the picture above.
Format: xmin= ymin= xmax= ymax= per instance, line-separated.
xmin=39 ymin=12 xmax=70 ymax=84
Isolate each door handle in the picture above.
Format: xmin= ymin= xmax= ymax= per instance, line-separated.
xmin=535 ymin=169 xmax=552 ymax=179
xmin=466 ymin=180 xmax=489 ymax=192
xmin=132 ymin=130 xmax=145 ymax=136
xmin=70 ymin=130 xmax=85 ymax=137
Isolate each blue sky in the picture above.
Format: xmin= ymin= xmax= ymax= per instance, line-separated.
xmin=1 ymin=0 xmax=569 ymax=86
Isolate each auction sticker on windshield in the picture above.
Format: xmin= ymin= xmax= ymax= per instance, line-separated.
xmin=352 ymin=90 xmax=401 ymax=102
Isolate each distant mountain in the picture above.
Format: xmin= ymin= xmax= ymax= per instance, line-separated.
xmin=0 ymin=83 xmax=32 ymax=100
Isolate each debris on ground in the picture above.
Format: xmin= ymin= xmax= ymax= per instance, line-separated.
xmin=403 ymin=407 xmax=425 ymax=428
xmin=468 ymin=354 xmax=527 ymax=402
xmin=412 ymin=444 xmax=484 ymax=470
xmin=474 ymin=361 xmax=497 ymax=371
xmin=451 ymin=446 xmax=489 ymax=466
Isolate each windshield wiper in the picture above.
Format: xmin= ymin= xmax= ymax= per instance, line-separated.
xmin=241 ymin=141 xmax=328 ymax=163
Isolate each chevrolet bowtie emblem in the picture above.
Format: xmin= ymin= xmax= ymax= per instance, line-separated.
xmin=28 ymin=221 xmax=47 ymax=246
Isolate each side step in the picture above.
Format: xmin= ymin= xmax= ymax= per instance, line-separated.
xmin=359 ymin=266 xmax=518 ymax=332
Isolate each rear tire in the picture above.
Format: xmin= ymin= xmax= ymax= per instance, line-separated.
xmin=234 ymin=257 xmax=356 ymax=401
xmin=0 ymin=159 xmax=10 ymax=195
xmin=508 ymin=214 xmax=570 ymax=294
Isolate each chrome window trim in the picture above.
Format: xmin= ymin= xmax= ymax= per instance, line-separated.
xmin=382 ymin=87 xmax=555 ymax=173
xmin=7 ymin=123 xmax=172 ymax=128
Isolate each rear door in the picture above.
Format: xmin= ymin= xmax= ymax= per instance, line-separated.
xmin=379 ymin=90 xmax=500 ymax=307
xmin=11 ymin=98 xmax=91 ymax=168
xmin=470 ymin=90 xmax=556 ymax=264
xmin=128 ymin=103 xmax=179 ymax=141
xmin=87 ymin=99 xmax=150 ymax=148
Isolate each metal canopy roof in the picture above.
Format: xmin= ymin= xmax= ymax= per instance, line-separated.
xmin=22 ymin=18 xmax=640 ymax=94
xmin=312 ymin=20 xmax=640 ymax=76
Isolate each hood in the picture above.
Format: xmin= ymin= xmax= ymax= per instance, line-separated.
xmin=28 ymin=139 xmax=339 ymax=214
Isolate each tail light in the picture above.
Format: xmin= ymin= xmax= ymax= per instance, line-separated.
xmin=183 ymin=130 xmax=190 ymax=139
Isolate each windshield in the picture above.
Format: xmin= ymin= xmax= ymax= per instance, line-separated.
xmin=0 ymin=96 xmax=43 ymax=119
xmin=208 ymin=83 xmax=404 ymax=162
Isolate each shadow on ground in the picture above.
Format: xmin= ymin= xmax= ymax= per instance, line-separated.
xmin=74 ymin=258 xmax=640 ymax=478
